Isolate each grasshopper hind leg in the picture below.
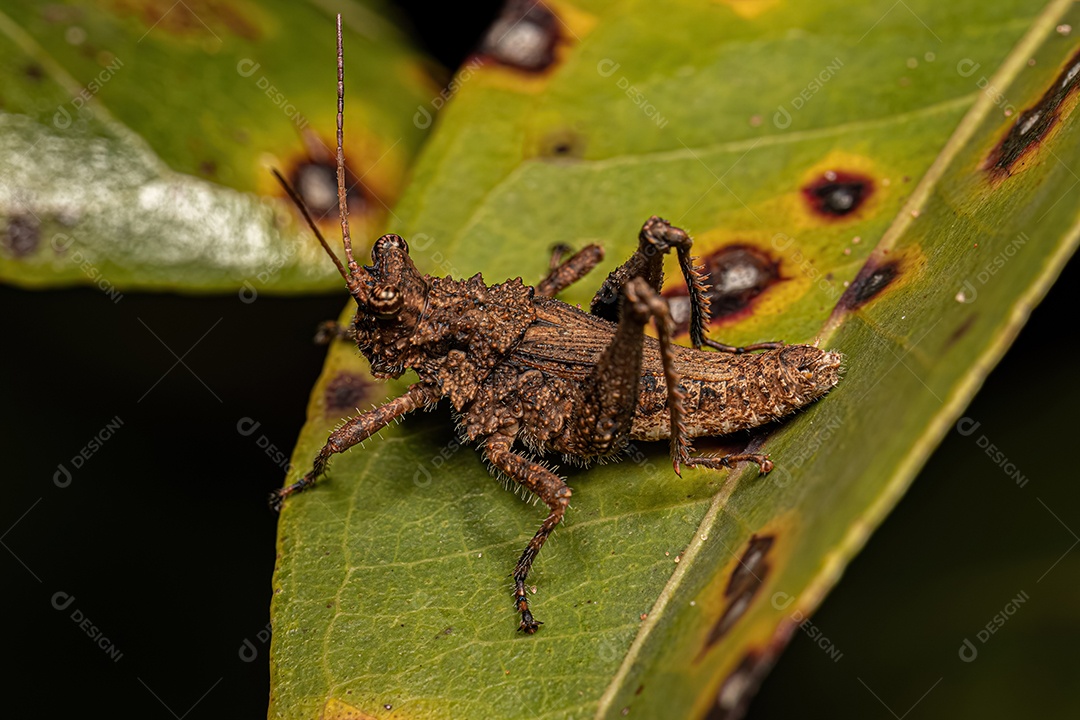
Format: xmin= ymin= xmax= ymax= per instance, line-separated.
xmin=593 ymin=216 xmax=784 ymax=353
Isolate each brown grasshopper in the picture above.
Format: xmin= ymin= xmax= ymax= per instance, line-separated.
xmin=271 ymin=16 xmax=842 ymax=634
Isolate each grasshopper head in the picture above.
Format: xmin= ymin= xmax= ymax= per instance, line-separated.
xmin=351 ymin=233 xmax=428 ymax=336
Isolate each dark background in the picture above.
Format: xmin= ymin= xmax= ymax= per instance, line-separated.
xmin=3 ymin=3 xmax=1078 ymax=718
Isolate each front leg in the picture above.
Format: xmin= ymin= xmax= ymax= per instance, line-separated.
xmin=270 ymin=384 xmax=430 ymax=510
xmin=483 ymin=432 xmax=572 ymax=633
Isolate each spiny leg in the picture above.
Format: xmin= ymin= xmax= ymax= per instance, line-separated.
xmin=590 ymin=216 xmax=674 ymax=319
xmin=484 ymin=433 xmax=572 ymax=633
xmin=622 ymin=278 xmax=691 ymax=472
xmin=590 ymin=216 xmax=707 ymax=336
xmin=617 ymin=279 xmax=772 ymax=476
xmin=270 ymin=384 xmax=429 ymax=510
xmin=593 ymin=216 xmax=782 ymax=353
xmin=535 ymin=243 xmax=604 ymax=298
xmin=568 ymin=275 xmax=687 ymax=472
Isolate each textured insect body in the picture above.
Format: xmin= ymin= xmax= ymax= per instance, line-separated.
xmin=630 ymin=343 xmax=842 ymax=442
xmin=272 ymin=16 xmax=842 ymax=634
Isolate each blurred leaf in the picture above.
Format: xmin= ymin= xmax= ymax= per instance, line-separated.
xmin=270 ymin=1 xmax=1080 ymax=718
xmin=0 ymin=0 xmax=437 ymax=292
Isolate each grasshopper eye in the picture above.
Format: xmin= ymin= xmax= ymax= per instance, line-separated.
xmin=370 ymin=284 xmax=403 ymax=317
xmin=374 ymin=233 xmax=409 ymax=254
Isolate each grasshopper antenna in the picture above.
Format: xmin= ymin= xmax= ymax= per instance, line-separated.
xmin=269 ymin=15 xmax=370 ymax=298
xmin=270 ymin=168 xmax=353 ymax=285
xmin=336 ymin=13 xmax=360 ymax=280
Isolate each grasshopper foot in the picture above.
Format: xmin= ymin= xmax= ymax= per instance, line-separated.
xmin=686 ymin=452 xmax=773 ymax=476
xmin=518 ymin=610 xmax=543 ymax=634
xmin=268 ymin=490 xmax=286 ymax=513
xmin=515 ymin=584 xmax=543 ymax=633
xmin=269 ymin=473 xmax=317 ymax=511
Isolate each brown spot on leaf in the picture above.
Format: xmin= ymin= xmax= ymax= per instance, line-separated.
xmin=945 ymin=314 xmax=977 ymax=349
xmin=538 ymin=128 xmax=586 ymax=159
xmin=803 ymin=170 xmax=874 ymax=218
xmin=698 ymin=535 xmax=774 ymax=658
xmin=725 ymin=535 xmax=774 ymax=598
xmin=110 ymin=0 xmax=260 ymax=41
xmin=479 ymin=0 xmax=561 ymax=72
xmin=3 ymin=214 xmax=40 ymax=257
xmin=324 ymin=372 xmax=373 ymax=416
xmin=665 ymin=245 xmax=781 ymax=329
xmin=289 ymin=159 xmax=368 ymax=221
xmin=986 ymin=48 xmax=1080 ymax=178
xmin=838 ymin=259 xmax=899 ymax=310
xmin=24 ymin=64 xmax=44 ymax=82
xmin=708 ymin=651 xmax=773 ymax=720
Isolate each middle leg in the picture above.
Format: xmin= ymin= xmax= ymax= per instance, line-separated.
xmin=484 ymin=432 xmax=572 ymax=633
xmin=535 ymin=243 xmax=605 ymax=298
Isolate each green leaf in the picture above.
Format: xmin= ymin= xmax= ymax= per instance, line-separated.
xmin=0 ymin=0 xmax=435 ymax=292
xmin=270 ymin=1 xmax=1080 ymax=718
